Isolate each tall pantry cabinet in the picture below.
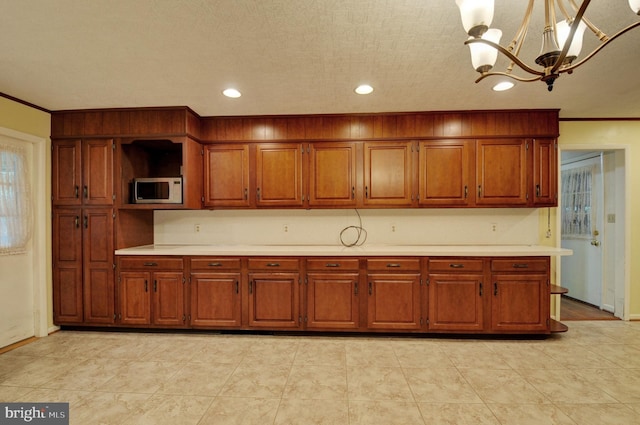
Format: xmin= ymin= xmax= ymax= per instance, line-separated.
xmin=52 ymin=138 xmax=115 ymax=324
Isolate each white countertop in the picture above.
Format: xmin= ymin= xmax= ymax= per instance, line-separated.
xmin=115 ymin=244 xmax=572 ymax=257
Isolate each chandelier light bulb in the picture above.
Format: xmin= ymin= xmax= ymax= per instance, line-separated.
xmin=556 ymin=19 xmax=587 ymax=62
xmin=469 ymin=29 xmax=502 ymax=73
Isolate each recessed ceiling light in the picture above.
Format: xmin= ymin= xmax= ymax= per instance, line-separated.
xmin=355 ymin=84 xmax=374 ymax=95
xmin=222 ymin=88 xmax=242 ymax=98
xmin=492 ymin=81 xmax=515 ymax=91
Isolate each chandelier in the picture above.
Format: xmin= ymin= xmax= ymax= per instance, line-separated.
xmin=455 ymin=0 xmax=640 ymax=91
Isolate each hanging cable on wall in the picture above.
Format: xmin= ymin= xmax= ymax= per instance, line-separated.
xmin=339 ymin=209 xmax=368 ymax=247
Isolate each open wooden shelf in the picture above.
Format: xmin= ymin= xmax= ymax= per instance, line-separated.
xmin=550 ymin=285 xmax=568 ymax=295
xmin=550 ymin=319 xmax=569 ymax=333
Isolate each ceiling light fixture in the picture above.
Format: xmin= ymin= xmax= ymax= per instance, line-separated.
xmin=355 ymin=84 xmax=374 ymax=94
xmin=222 ymin=88 xmax=242 ymax=98
xmin=455 ymin=0 xmax=640 ymax=91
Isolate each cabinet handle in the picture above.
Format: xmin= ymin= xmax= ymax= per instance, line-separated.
xmin=144 ymin=280 xmax=148 ymax=292
xmin=75 ymin=216 xmax=80 ymax=228
xmin=368 ymin=282 xmax=373 ymax=295
xmin=449 ymin=264 xmax=464 ymax=268
xmin=354 ymin=282 xmax=358 ymax=295
xmin=464 ymin=185 xmax=468 ymax=199
xmin=143 ymin=262 xmax=158 ymax=267
xmin=235 ymin=280 xmax=239 ymax=294
xmin=351 ymin=186 xmax=355 ymax=200
xmin=365 ymin=186 xmax=369 ymax=199
xmin=536 ymin=184 xmax=540 ymax=197
xmin=266 ymin=263 xmax=280 ymax=267
xmin=256 ymin=187 xmax=261 ymax=200
xmin=249 ymin=280 xmax=253 ymax=294
xmin=74 ymin=185 xmax=79 ymax=198
xmin=83 ymin=215 xmax=88 ymax=229
xmin=479 ymin=282 xmax=483 ymax=296
xmin=478 ymin=185 xmax=482 ymax=198
xmin=512 ymin=263 xmax=529 ymax=269
xmin=154 ymin=280 xmax=157 ymax=292
xmin=83 ymin=185 xmax=88 ymax=198
xmin=386 ymin=263 xmax=401 ymax=268
xmin=208 ymin=262 xmax=223 ymax=267
xmin=494 ymin=282 xmax=498 ymax=296
xmin=244 ymin=188 xmax=248 ymax=200
xmin=325 ymin=263 xmax=340 ymax=268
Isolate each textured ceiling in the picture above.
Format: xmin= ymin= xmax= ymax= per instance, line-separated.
xmin=1 ymin=0 xmax=639 ymax=118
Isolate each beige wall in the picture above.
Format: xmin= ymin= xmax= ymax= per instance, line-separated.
xmin=556 ymin=120 xmax=639 ymax=318
xmin=0 ymin=97 xmax=52 ymax=328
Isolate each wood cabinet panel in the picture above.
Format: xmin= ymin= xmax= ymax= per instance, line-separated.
xmin=119 ymin=271 xmax=151 ymax=325
xmin=52 ymin=139 xmax=82 ymax=205
xmin=52 ymin=208 xmax=83 ymax=323
xmin=428 ymin=273 xmax=483 ymax=331
xmin=428 ymin=259 xmax=483 ymax=272
xmin=476 ymin=139 xmax=527 ymax=206
xmin=307 ymin=272 xmax=360 ymax=329
xmin=248 ymin=272 xmax=300 ymax=328
xmin=152 ymin=272 xmax=185 ymax=326
xmin=190 ymin=258 xmax=242 ymax=270
xmin=119 ymin=257 xmax=184 ymax=270
xmin=255 ymin=143 xmax=304 ymax=207
xmin=367 ymin=273 xmax=421 ymax=330
xmin=532 ymin=138 xmax=557 ymax=206
xmin=247 ymin=258 xmax=299 ymax=270
xmin=83 ymin=139 xmax=114 ymax=205
xmin=308 ymin=142 xmax=357 ymax=207
xmin=491 ymin=274 xmax=549 ymax=332
xmin=363 ymin=142 xmax=414 ymax=206
xmin=83 ymin=208 xmax=114 ymax=324
xmin=419 ymin=140 xmax=473 ymax=206
xmin=204 ymin=144 xmax=250 ymax=207
xmin=306 ymin=258 xmax=360 ymax=271
xmin=366 ymin=258 xmax=420 ymax=271
xmin=190 ymin=272 xmax=242 ymax=327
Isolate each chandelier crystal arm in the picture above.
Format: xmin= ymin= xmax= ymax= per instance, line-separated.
xmin=559 ymin=20 xmax=640 ymax=73
xmin=550 ymin=0 xmax=591 ymax=74
xmin=464 ymin=38 xmax=545 ymax=76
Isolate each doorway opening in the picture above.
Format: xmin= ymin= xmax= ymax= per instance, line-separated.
xmin=558 ymin=147 xmax=627 ymax=320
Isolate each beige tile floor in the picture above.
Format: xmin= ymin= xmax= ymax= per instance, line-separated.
xmin=1 ymin=321 xmax=640 ymax=424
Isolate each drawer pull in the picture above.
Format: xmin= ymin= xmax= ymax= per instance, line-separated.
xmin=266 ymin=263 xmax=280 ymax=267
xmin=325 ymin=263 xmax=341 ymax=268
xmin=512 ymin=263 xmax=529 ymax=269
xmin=143 ymin=262 xmax=158 ymax=267
xmin=208 ymin=262 xmax=223 ymax=267
xmin=354 ymin=282 xmax=358 ymax=295
xmin=449 ymin=264 xmax=465 ymax=268
xmin=386 ymin=263 xmax=401 ymax=268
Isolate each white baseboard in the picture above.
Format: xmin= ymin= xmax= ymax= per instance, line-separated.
xmin=48 ymin=325 xmax=61 ymax=334
xmin=628 ymin=314 xmax=640 ymax=321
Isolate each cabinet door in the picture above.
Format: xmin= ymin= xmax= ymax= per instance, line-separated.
xmin=476 ymin=139 xmax=527 ymax=205
xmin=255 ymin=143 xmax=304 ymax=207
xmin=491 ymin=274 xmax=549 ymax=332
xmin=52 ymin=139 xmax=82 ymax=205
xmin=248 ymin=272 xmax=300 ymax=328
xmin=367 ymin=273 xmax=422 ymax=330
xmin=419 ymin=140 xmax=473 ymax=206
xmin=52 ymin=208 xmax=83 ymax=323
xmin=119 ymin=271 xmax=151 ymax=325
xmin=204 ymin=144 xmax=250 ymax=207
xmin=364 ymin=142 xmax=414 ymax=206
xmin=428 ymin=274 xmax=483 ymax=331
xmin=308 ymin=142 xmax=357 ymax=207
xmin=83 ymin=138 xmax=114 ymax=205
xmin=153 ymin=272 xmax=185 ymax=327
xmin=83 ymin=208 xmax=115 ymax=324
xmin=191 ymin=272 xmax=242 ymax=327
xmin=531 ymin=138 xmax=557 ymax=206
xmin=307 ymin=272 xmax=360 ymax=329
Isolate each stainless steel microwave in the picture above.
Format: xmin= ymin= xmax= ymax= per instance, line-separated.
xmin=133 ymin=177 xmax=183 ymax=204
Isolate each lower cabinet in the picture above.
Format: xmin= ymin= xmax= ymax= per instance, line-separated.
xmin=118 ymin=257 xmax=187 ymax=327
xmin=306 ymin=258 xmax=361 ymax=330
xmin=366 ymin=259 xmax=423 ymax=331
xmin=189 ymin=257 xmax=242 ymax=328
xmin=247 ymin=258 xmax=301 ymax=329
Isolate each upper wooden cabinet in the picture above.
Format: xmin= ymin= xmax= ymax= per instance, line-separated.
xmin=308 ymin=142 xmax=358 ymax=207
xmin=204 ymin=144 xmax=250 ymax=208
xmin=418 ymin=140 xmax=474 ymax=206
xmin=363 ymin=142 xmax=414 ymax=207
xmin=255 ymin=143 xmax=304 ymax=207
xmin=531 ymin=138 xmax=557 ymax=206
xmin=476 ymin=139 xmax=528 ymax=206
xmin=52 ymin=138 xmax=114 ymax=206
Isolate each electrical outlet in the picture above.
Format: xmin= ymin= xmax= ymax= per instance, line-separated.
xmin=491 ymin=223 xmax=497 ymax=232
xmin=391 ymin=223 xmax=396 ymax=232
xmin=194 ymin=224 xmax=201 ymax=233
xmin=283 ymin=224 xmax=289 ymax=233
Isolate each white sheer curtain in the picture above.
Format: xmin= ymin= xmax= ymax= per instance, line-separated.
xmin=561 ymin=164 xmax=594 ymax=240
xmin=0 ymin=143 xmax=32 ymax=255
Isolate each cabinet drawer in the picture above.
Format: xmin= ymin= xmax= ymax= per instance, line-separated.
xmin=491 ymin=259 xmax=548 ymax=272
xmin=428 ymin=259 xmax=483 ymax=272
xmin=306 ymin=258 xmax=360 ymax=271
xmin=119 ymin=257 xmax=184 ymax=270
xmin=190 ymin=257 xmax=241 ymax=270
xmin=248 ymin=258 xmax=300 ymax=270
xmin=366 ymin=258 xmax=421 ymax=271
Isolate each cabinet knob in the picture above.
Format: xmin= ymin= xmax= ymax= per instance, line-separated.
xmin=83 ymin=185 xmax=88 ymax=198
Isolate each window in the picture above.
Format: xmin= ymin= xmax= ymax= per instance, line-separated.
xmin=561 ymin=164 xmax=593 ymax=239
xmin=0 ymin=144 xmax=32 ymax=255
